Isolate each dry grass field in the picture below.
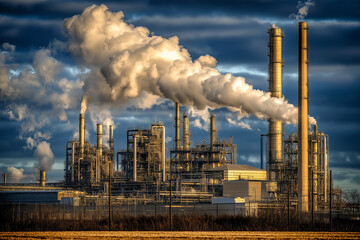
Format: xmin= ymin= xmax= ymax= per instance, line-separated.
xmin=1 ymin=231 xmax=360 ymax=239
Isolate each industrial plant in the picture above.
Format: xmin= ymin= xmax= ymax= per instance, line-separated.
xmin=0 ymin=22 xmax=341 ymax=214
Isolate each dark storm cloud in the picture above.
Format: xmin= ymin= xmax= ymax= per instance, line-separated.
xmin=0 ymin=0 xmax=359 ymax=189
xmin=0 ymin=15 xmax=63 ymax=50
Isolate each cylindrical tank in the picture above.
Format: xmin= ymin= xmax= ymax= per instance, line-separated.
xmin=97 ymin=124 xmax=103 ymax=156
xmin=298 ymin=21 xmax=309 ymax=212
xmin=79 ymin=113 xmax=85 ymax=157
xmin=175 ymin=102 xmax=180 ymax=150
xmin=268 ymin=25 xmax=283 ymax=182
xmin=40 ymin=170 xmax=46 ymax=187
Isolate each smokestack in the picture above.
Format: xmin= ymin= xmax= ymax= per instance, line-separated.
xmin=40 ymin=170 xmax=47 ymax=187
xmin=268 ymin=25 xmax=283 ymax=182
xmin=210 ymin=113 xmax=216 ymax=149
xmin=79 ymin=113 xmax=85 ymax=157
xmin=298 ymin=21 xmax=309 ymax=212
xmin=183 ymin=113 xmax=190 ymax=150
xmin=97 ymin=124 xmax=103 ymax=156
xmin=175 ymin=102 xmax=180 ymax=150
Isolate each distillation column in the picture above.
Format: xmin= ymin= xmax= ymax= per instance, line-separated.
xmin=267 ymin=25 xmax=283 ymax=182
xmin=175 ymin=102 xmax=180 ymax=150
xmin=298 ymin=21 xmax=309 ymax=212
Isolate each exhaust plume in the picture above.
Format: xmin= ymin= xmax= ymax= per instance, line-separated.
xmin=289 ymin=0 xmax=315 ymax=20
xmin=34 ymin=141 xmax=54 ymax=171
xmin=80 ymin=95 xmax=87 ymax=114
xmin=65 ymin=4 xmax=315 ymax=125
xmin=6 ymin=167 xmax=25 ymax=183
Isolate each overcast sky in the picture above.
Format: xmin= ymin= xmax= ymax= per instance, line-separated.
xmin=0 ymin=0 xmax=359 ymax=191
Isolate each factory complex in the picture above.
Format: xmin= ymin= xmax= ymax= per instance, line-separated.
xmin=0 ymin=22 xmax=342 ymax=214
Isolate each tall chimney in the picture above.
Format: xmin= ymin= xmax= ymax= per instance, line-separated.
xmin=183 ymin=113 xmax=190 ymax=150
xmin=175 ymin=102 xmax=180 ymax=150
xmin=267 ymin=25 xmax=283 ymax=182
xmin=210 ymin=113 xmax=216 ymax=149
xmin=97 ymin=124 xmax=103 ymax=156
xmin=40 ymin=170 xmax=47 ymax=187
xmin=79 ymin=113 xmax=85 ymax=157
xmin=298 ymin=21 xmax=309 ymax=212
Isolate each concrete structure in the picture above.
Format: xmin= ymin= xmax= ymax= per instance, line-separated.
xmin=208 ymin=164 xmax=266 ymax=181
xmin=0 ymin=190 xmax=85 ymax=204
xmin=298 ymin=21 xmax=309 ymax=212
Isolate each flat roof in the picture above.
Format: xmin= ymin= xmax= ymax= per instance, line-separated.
xmin=206 ymin=164 xmax=265 ymax=172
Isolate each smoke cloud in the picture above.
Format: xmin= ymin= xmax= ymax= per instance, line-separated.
xmin=64 ymin=4 xmax=315 ymax=125
xmin=6 ymin=167 xmax=25 ymax=183
xmin=34 ymin=141 xmax=54 ymax=171
xmin=81 ymin=95 xmax=87 ymax=114
xmin=226 ymin=117 xmax=252 ymax=130
xmin=289 ymin=0 xmax=315 ymax=20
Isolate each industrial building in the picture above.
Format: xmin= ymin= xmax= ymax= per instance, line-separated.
xmin=1 ymin=22 xmax=340 ymax=213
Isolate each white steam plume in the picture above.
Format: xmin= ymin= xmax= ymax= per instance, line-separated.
xmin=226 ymin=117 xmax=252 ymax=130
xmin=289 ymin=0 xmax=315 ymax=20
xmin=80 ymin=95 xmax=87 ymax=114
xmin=6 ymin=167 xmax=25 ymax=183
xmin=64 ymin=4 xmax=315 ymax=125
xmin=34 ymin=141 xmax=54 ymax=171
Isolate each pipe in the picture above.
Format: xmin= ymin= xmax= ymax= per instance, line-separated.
xmin=260 ymin=134 xmax=268 ymax=170
xmin=79 ymin=113 xmax=85 ymax=157
xmin=3 ymin=173 xmax=6 ymax=185
xmin=298 ymin=21 xmax=309 ymax=212
xmin=97 ymin=124 xmax=103 ymax=156
xmin=268 ymin=25 xmax=283 ymax=182
xmin=312 ymin=125 xmax=318 ymax=211
xmin=71 ymin=141 xmax=75 ymax=183
xmin=175 ymin=102 xmax=180 ymax=150
xmin=183 ymin=114 xmax=190 ymax=150
xmin=40 ymin=170 xmax=46 ymax=187
xmin=133 ymin=135 xmax=137 ymax=182
xmin=109 ymin=125 xmax=114 ymax=151
xmin=210 ymin=113 xmax=216 ymax=149
xmin=161 ymin=126 xmax=166 ymax=182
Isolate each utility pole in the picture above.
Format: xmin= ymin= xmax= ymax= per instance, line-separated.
xmin=109 ymin=160 xmax=112 ymax=231
xmin=329 ymin=170 xmax=332 ymax=231
xmin=287 ymin=173 xmax=290 ymax=230
xmin=169 ymin=159 xmax=173 ymax=231
xmin=311 ymin=170 xmax=314 ymax=229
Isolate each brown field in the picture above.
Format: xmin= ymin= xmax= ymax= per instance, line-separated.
xmin=1 ymin=231 xmax=360 ymax=240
